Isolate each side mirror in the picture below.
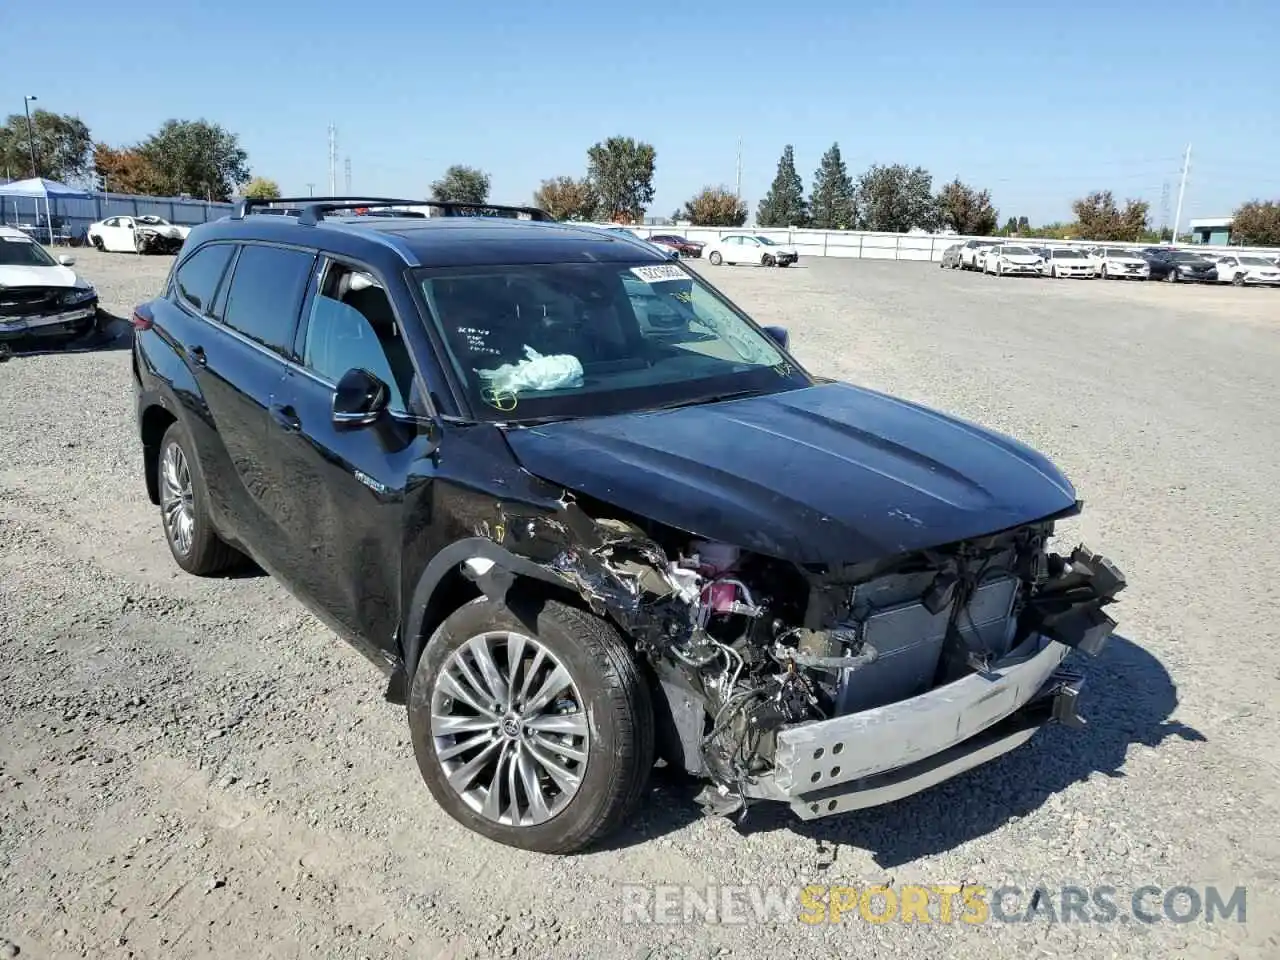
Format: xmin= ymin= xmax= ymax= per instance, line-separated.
xmin=125 ymin=222 xmax=135 ymax=230
xmin=332 ymin=367 xmax=389 ymax=427
xmin=58 ymin=255 xmax=75 ymax=266
xmin=762 ymin=325 xmax=790 ymax=350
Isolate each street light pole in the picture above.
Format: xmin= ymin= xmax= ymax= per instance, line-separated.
xmin=23 ymin=95 xmax=40 ymax=178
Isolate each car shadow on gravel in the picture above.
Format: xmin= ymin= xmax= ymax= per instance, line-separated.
xmin=0 ymin=311 xmax=134 ymax=361
xmin=604 ymin=634 xmax=1204 ymax=859
xmin=736 ymin=634 xmax=1206 ymax=867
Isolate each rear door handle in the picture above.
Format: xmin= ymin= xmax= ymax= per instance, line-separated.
xmin=189 ymin=345 xmax=207 ymax=367
xmin=269 ymin=403 xmax=301 ymax=433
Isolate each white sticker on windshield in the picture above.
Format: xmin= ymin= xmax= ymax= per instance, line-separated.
xmin=630 ymin=264 xmax=686 ymax=284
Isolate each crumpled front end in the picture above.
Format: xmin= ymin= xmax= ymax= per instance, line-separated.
xmin=463 ymin=494 xmax=1126 ymax=820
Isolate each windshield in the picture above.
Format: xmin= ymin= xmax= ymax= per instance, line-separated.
xmin=1105 ymin=248 xmax=1135 ymax=257
xmin=0 ymin=235 xmax=57 ymax=267
xmin=416 ymin=260 xmax=810 ymax=421
xmin=1239 ymin=256 xmax=1273 ymax=266
xmin=136 ymin=216 xmax=170 ymax=225
xmin=1001 ymin=245 xmax=1033 ymax=256
xmin=1173 ymin=251 xmax=1206 ymax=262
xmin=755 ymin=236 xmax=778 ymax=245
xmin=1051 ymin=249 xmax=1083 ymax=259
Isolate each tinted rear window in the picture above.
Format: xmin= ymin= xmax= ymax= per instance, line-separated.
xmin=222 ymin=244 xmax=315 ymax=355
xmin=174 ymin=244 xmax=234 ymax=314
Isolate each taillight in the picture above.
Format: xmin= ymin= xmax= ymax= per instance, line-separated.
xmin=132 ymin=306 xmax=154 ymax=331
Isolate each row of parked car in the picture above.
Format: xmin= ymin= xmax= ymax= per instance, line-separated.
xmin=942 ymin=239 xmax=1280 ymax=286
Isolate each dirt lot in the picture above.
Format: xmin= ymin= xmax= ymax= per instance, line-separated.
xmin=2 ymin=248 xmax=1278 ymax=959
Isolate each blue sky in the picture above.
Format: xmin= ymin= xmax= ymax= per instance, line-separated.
xmin=3 ymin=0 xmax=1277 ymax=225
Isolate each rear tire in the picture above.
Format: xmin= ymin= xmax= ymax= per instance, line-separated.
xmin=157 ymin=421 xmax=243 ymax=576
xmin=409 ymin=593 xmax=654 ymax=854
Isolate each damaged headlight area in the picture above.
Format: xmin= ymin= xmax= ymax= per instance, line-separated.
xmin=464 ymin=500 xmax=1126 ymax=821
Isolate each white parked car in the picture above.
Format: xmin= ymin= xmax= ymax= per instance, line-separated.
xmin=982 ymin=243 xmax=1044 ymax=277
xmin=0 ymin=226 xmax=100 ymax=347
xmin=1040 ymin=246 xmax=1097 ymax=278
xmin=87 ymin=215 xmax=189 ymax=254
xmin=1210 ymin=253 xmax=1280 ymax=287
xmin=704 ymin=234 xmax=798 ymax=267
xmin=1085 ymin=246 xmax=1150 ymax=280
xmin=958 ymin=238 xmax=1001 ymax=270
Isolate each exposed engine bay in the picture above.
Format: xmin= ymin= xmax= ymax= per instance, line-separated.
xmin=467 ymin=498 xmax=1126 ymax=817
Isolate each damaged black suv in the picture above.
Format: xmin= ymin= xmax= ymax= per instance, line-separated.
xmin=132 ymin=197 xmax=1126 ymax=854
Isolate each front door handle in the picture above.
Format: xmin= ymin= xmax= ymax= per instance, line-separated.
xmin=189 ymin=344 xmax=207 ymax=367
xmin=269 ymin=403 xmax=301 ymax=433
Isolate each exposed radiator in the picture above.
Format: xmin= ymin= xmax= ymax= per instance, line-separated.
xmin=835 ymin=576 xmax=1019 ymax=714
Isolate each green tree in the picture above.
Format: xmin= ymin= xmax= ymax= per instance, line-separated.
xmin=533 ymin=175 xmax=597 ymax=220
xmin=855 ymin=163 xmax=937 ymax=232
xmin=1071 ymin=190 xmax=1149 ymax=241
xmin=241 ymin=176 xmax=281 ymax=200
xmin=0 ymin=109 xmax=92 ymax=182
xmin=756 ymin=145 xmax=808 ymax=227
xmin=586 ymin=136 xmax=657 ymax=222
xmin=681 ymin=186 xmax=747 ymax=227
xmin=1230 ymin=200 xmax=1280 ymax=246
xmin=809 ymin=143 xmax=856 ymax=230
xmin=935 ymin=178 xmax=998 ymax=235
xmin=137 ymin=119 xmax=250 ymax=201
xmin=430 ymin=164 xmax=491 ymax=204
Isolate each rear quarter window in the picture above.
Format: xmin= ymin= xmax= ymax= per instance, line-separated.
xmin=221 ymin=244 xmax=316 ymax=356
xmin=173 ymin=243 xmax=235 ymax=315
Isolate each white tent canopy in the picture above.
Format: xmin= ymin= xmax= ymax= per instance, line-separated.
xmin=0 ymin=177 xmax=91 ymax=244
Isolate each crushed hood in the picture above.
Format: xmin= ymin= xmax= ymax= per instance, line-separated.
xmin=0 ymin=264 xmax=77 ymax=289
xmin=503 ymin=382 xmax=1078 ymax=565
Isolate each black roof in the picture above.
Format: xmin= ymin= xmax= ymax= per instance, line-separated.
xmin=185 ymin=212 xmax=669 ymax=268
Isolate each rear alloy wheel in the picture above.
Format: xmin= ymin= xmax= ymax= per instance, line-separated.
xmin=708 ymin=251 xmax=723 ymax=266
xmin=157 ymin=421 xmax=243 ymax=575
xmin=409 ymin=594 xmax=653 ymax=854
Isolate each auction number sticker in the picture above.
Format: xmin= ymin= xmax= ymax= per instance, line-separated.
xmin=630 ymin=264 xmax=687 ymax=284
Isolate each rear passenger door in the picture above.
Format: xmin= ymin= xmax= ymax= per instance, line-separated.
xmin=261 ymin=255 xmax=436 ymax=659
xmin=190 ymin=241 xmax=316 ymax=571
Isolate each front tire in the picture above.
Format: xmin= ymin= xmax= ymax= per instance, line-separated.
xmin=762 ymin=254 xmax=776 ymax=267
xmin=409 ymin=593 xmax=654 ymax=854
xmin=1233 ymin=273 xmax=1246 ymax=286
xmin=157 ymin=421 xmax=242 ymax=575
xmin=91 ymin=234 xmax=105 ymax=252
xmin=708 ymin=251 xmax=723 ymax=266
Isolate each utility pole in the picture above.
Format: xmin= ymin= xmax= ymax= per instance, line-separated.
xmin=1159 ymin=181 xmax=1170 ymax=237
xmin=344 ymin=157 xmax=352 ymax=194
xmin=1171 ymin=143 xmax=1191 ymax=244
xmin=735 ymin=137 xmax=742 ymax=199
xmin=306 ymin=183 xmax=315 ymax=196
xmin=328 ymin=124 xmax=337 ymax=195
xmin=23 ymin=95 xmax=40 ymax=178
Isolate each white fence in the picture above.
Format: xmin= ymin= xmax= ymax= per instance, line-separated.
xmin=593 ymin=224 xmax=1280 ymax=263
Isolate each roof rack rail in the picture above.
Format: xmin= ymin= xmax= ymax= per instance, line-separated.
xmin=290 ymin=197 xmax=554 ymax=226
xmin=230 ymin=195 xmax=413 ymax=221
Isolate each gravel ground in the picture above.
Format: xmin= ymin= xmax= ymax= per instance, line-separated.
xmin=2 ymin=248 xmax=1278 ymax=959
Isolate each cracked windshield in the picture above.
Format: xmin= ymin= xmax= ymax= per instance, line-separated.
xmin=417 ymin=260 xmax=808 ymax=420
